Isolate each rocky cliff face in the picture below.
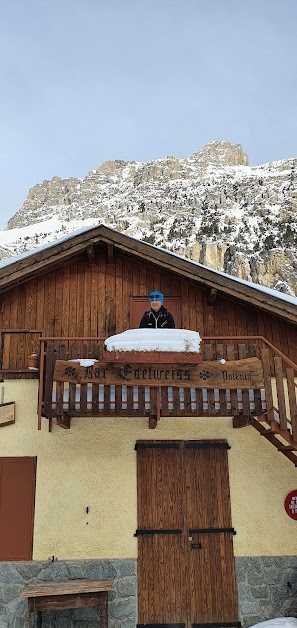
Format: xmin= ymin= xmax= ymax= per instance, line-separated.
xmin=3 ymin=140 xmax=297 ymax=295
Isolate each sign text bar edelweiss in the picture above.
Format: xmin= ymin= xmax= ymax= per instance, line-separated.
xmin=54 ymin=357 xmax=264 ymax=389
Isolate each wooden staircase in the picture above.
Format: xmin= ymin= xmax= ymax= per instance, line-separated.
xmin=251 ymin=417 xmax=297 ymax=466
xmin=234 ymin=345 xmax=297 ymax=466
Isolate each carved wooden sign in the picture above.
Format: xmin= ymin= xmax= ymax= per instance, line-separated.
xmin=0 ymin=402 xmax=15 ymax=427
xmin=54 ymin=357 xmax=264 ymax=389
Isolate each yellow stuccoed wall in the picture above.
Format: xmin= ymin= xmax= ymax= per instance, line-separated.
xmin=1 ymin=381 xmax=296 ymax=561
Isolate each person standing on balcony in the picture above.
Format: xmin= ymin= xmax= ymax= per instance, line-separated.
xmin=139 ymin=291 xmax=176 ymax=329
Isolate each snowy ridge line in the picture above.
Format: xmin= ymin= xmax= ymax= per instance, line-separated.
xmin=1 ymin=141 xmax=297 ymax=297
xmin=0 ymin=222 xmax=296 ymax=307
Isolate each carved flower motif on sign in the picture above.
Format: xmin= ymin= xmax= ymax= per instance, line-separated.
xmin=199 ymin=369 xmax=210 ymax=380
xmin=65 ymin=366 xmax=76 ymax=377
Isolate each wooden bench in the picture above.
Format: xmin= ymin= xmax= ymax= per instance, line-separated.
xmin=20 ymin=578 xmax=113 ymax=627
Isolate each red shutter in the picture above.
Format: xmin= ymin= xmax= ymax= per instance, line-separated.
xmin=0 ymin=457 xmax=36 ymax=560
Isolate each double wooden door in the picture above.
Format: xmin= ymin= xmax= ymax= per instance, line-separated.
xmin=136 ymin=440 xmax=238 ymax=628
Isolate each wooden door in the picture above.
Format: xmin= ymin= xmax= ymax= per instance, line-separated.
xmin=0 ymin=457 xmax=36 ymax=560
xmin=185 ymin=442 xmax=238 ymax=627
xmin=136 ymin=441 xmax=238 ymax=628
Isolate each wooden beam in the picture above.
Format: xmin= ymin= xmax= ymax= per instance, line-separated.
xmin=149 ymin=387 xmax=160 ymax=429
xmin=56 ymin=413 xmax=71 ymax=429
xmin=107 ymin=243 xmax=114 ymax=264
xmin=86 ymin=244 xmax=96 ymax=265
xmin=207 ymin=288 xmax=217 ymax=305
xmin=149 ymin=414 xmax=158 ymax=429
xmin=233 ymin=414 xmax=252 ymax=428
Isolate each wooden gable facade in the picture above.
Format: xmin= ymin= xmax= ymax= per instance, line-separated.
xmin=0 ymin=224 xmax=297 ymax=459
xmin=1 ymin=225 xmax=297 ymax=356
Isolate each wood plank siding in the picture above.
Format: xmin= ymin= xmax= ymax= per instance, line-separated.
xmin=1 ymin=246 xmax=297 ymax=367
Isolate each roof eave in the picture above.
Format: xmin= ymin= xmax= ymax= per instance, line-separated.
xmin=0 ymin=224 xmax=296 ymax=325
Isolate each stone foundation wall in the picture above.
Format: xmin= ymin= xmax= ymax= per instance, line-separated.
xmin=0 ymin=556 xmax=296 ymax=627
xmin=0 ymin=559 xmax=137 ymax=628
xmin=236 ymin=557 xmax=297 ymax=627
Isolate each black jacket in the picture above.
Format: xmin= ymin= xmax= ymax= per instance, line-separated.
xmin=139 ymin=306 xmax=175 ymax=329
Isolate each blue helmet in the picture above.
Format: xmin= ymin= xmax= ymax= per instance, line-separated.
xmin=149 ymin=291 xmax=164 ymax=303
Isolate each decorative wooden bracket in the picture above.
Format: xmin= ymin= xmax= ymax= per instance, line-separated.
xmin=207 ymin=288 xmax=217 ymax=306
xmin=86 ymin=244 xmax=96 ymax=265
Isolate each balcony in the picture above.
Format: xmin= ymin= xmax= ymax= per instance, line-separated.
xmin=1 ymin=333 xmax=297 ymax=452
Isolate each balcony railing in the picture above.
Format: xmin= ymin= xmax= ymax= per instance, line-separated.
xmin=0 ymin=331 xmax=296 ymax=442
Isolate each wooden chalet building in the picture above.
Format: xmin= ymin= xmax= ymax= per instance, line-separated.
xmin=0 ymin=224 xmax=296 ymax=627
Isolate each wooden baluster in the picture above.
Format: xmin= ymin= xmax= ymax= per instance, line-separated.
xmin=183 ymin=387 xmax=191 ymax=415
xmin=115 ymin=385 xmax=122 ymax=414
xmin=226 ymin=345 xmax=238 ymax=416
xmin=173 ymin=386 xmax=180 ymax=416
xmin=286 ymin=368 xmax=297 ymax=442
xmin=274 ymin=357 xmax=288 ymax=430
xmin=149 ymin=387 xmax=159 ymax=429
xmin=261 ymin=348 xmax=274 ymax=423
xmin=80 ymin=343 xmax=88 ymax=414
xmin=139 ymin=386 xmax=145 ymax=416
xmin=37 ymin=338 xmax=46 ymax=430
xmin=56 ymin=344 xmax=65 ymax=417
xmin=161 ymin=386 xmax=169 ymax=416
xmin=249 ymin=343 xmax=263 ymax=415
xmin=216 ymin=342 xmax=227 ymax=416
xmin=43 ymin=342 xmax=55 ymax=417
xmin=92 ymin=382 xmax=99 ymax=415
xmin=104 ymin=385 xmax=110 ymax=415
xmin=238 ymin=344 xmax=250 ymax=416
xmin=68 ymin=343 xmax=78 ymax=415
xmin=204 ymin=343 xmax=214 ymax=416
xmin=195 ymin=388 xmax=203 ymax=416
xmin=127 ymin=385 xmax=134 ymax=415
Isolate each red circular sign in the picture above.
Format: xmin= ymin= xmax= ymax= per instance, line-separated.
xmin=284 ymin=490 xmax=297 ymax=520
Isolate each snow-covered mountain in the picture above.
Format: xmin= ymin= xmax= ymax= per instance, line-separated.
xmin=1 ymin=140 xmax=297 ymax=295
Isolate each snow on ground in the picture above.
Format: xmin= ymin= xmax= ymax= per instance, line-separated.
xmin=250 ymin=619 xmax=297 ymax=628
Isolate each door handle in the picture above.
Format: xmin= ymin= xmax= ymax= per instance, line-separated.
xmin=191 ymin=542 xmax=202 ymax=549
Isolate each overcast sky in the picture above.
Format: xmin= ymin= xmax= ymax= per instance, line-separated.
xmin=1 ymin=0 xmax=296 ymax=228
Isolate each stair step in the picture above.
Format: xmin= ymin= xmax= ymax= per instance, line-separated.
xmin=251 ymin=417 xmax=297 ymax=466
xmin=259 ymin=426 xmax=291 ymax=438
xmin=259 ymin=428 xmax=275 ymax=435
xmin=270 ymin=420 xmax=291 ymax=435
